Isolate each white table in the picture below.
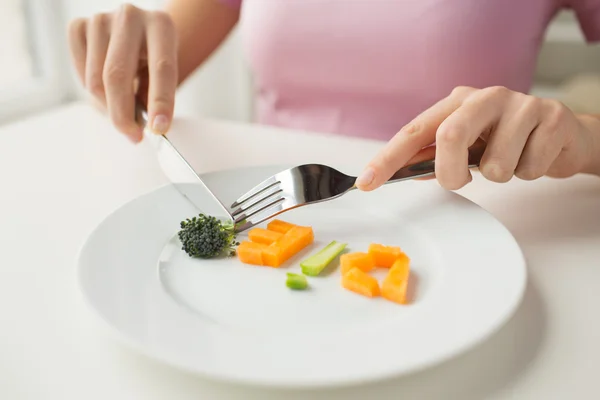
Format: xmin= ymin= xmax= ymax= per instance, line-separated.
xmin=2 ymin=102 xmax=600 ymax=399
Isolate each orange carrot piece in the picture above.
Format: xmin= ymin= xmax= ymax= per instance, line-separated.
xmin=381 ymin=257 xmax=411 ymax=304
xmin=342 ymin=267 xmax=380 ymax=298
xmin=266 ymin=219 xmax=296 ymax=234
xmin=390 ymin=255 xmax=410 ymax=279
xmin=274 ymin=226 xmax=314 ymax=262
xmin=236 ymin=241 xmax=267 ymax=266
xmin=368 ymin=243 xmax=404 ymax=268
xmin=262 ymin=245 xmax=284 ymax=267
xmin=248 ymin=228 xmax=284 ymax=245
xmin=382 ymin=279 xmax=408 ymax=304
xmin=239 ymin=222 xmax=313 ymax=268
xmin=340 ymin=252 xmax=375 ymax=275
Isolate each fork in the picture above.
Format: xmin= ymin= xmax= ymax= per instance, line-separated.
xmin=231 ymin=139 xmax=487 ymax=232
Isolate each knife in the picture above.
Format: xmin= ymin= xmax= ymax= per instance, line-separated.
xmin=134 ymin=100 xmax=233 ymax=222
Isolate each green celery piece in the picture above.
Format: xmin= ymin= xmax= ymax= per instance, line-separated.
xmin=300 ymin=241 xmax=347 ymax=276
xmin=286 ymin=273 xmax=308 ymax=290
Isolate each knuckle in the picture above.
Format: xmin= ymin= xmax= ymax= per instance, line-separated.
xmin=481 ymin=161 xmax=513 ymax=183
xmin=436 ymin=124 xmax=464 ymax=146
xmin=154 ymin=58 xmax=176 ymax=75
xmin=451 ymin=85 xmax=474 ymax=98
xmin=103 ymin=64 xmax=129 ymax=85
xmin=520 ymin=95 xmax=541 ymax=115
xmin=483 ymin=85 xmax=510 ymax=99
xmin=90 ymin=12 xmax=110 ymax=30
xmin=400 ymin=120 xmax=423 ymax=136
xmin=150 ymin=95 xmax=174 ymax=113
xmin=544 ymin=100 xmax=568 ymax=131
xmin=118 ymin=3 xmax=141 ymax=22
xmin=68 ymin=17 xmax=87 ymax=39
xmin=86 ymin=74 xmax=104 ymax=97
xmin=149 ymin=10 xmax=174 ymax=29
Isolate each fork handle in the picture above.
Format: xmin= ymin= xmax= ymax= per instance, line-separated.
xmin=385 ymin=139 xmax=487 ymax=184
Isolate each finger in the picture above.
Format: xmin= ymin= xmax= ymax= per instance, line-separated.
xmin=407 ymin=145 xmax=437 ymax=165
xmin=67 ymin=18 xmax=88 ymax=85
xmin=408 ymin=146 xmax=437 ymax=181
xmin=103 ymin=4 xmax=145 ymax=142
xmin=135 ymin=69 xmax=150 ymax=109
xmin=356 ymin=86 xmax=475 ymax=191
xmin=434 ymin=86 xmax=509 ymax=190
xmin=85 ymin=13 xmax=111 ymax=104
xmin=479 ymin=95 xmax=540 ymax=183
xmin=515 ymin=101 xmax=567 ymax=180
xmin=145 ymin=11 xmax=178 ymax=134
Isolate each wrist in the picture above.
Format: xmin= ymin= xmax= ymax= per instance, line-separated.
xmin=577 ymin=114 xmax=600 ymax=176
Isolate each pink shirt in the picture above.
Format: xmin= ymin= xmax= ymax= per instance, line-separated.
xmin=222 ymin=0 xmax=600 ymax=141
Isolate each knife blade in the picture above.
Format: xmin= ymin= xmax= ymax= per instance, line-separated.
xmin=134 ymin=101 xmax=233 ymax=221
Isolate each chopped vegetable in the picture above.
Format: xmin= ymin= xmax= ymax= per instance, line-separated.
xmin=382 ymin=279 xmax=408 ymax=304
xmin=261 ymin=245 xmax=284 ymax=267
xmin=381 ymin=257 xmax=411 ymax=304
xmin=341 ymin=267 xmax=380 ymax=298
xmin=393 ymin=252 xmax=411 ymax=273
xmin=266 ymin=219 xmax=296 ymax=234
xmin=237 ymin=221 xmax=314 ymax=267
xmin=178 ymin=214 xmax=239 ymax=258
xmin=340 ymin=252 xmax=375 ymax=275
xmin=286 ymin=272 xmax=309 ymax=290
xmin=248 ymin=228 xmax=283 ymax=245
xmin=275 ymin=226 xmax=315 ymax=263
xmin=300 ymin=241 xmax=347 ymax=276
xmin=368 ymin=243 xmax=404 ymax=268
xmin=237 ymin=241 xmax=268 ymax=265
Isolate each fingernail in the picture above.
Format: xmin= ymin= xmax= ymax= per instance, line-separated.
xmin=356 ymin=168 xmax=375 ymax=188
xmin=151 ymin=114 xmax=170 ymax=134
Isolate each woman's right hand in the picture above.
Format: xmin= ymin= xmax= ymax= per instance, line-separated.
xmin=68 ymin=4 xmax=178 ymax=143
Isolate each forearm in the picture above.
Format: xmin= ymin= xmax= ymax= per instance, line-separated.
xmin=165 ymin=0 xmax=239 ymax=85
xmin=578 ymin=114 xmax=600 ymax=176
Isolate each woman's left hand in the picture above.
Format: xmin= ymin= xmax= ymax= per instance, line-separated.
xmin=356 ymin=86 xmax=600 ymax=191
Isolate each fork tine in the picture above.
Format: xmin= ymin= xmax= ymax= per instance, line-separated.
xmin=234 ymin=194 xmax=285 ymax=224
xmin=230 ymin=176 xmax=279 ymax=209
xmin=234 ymin=202 xmax=287 ymax=233
xmin=231 ymin=185 xmax=283 ymax=218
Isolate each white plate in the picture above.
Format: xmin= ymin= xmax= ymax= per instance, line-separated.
xmin=77 ymin=166 xmax=526 ymax=388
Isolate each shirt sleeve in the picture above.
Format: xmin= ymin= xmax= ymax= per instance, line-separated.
xmin=567 ymin=0 xmax=600 ymax=42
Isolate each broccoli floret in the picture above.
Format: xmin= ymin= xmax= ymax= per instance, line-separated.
xmin=177 ymin=214 xmax=239 ymax=258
